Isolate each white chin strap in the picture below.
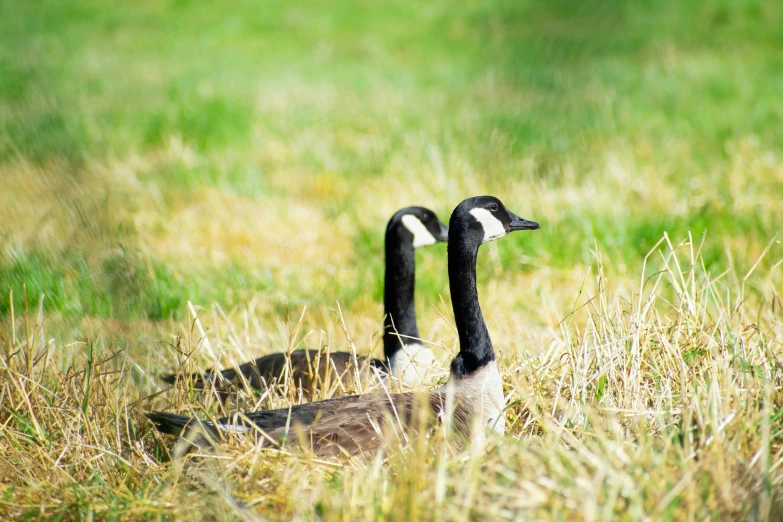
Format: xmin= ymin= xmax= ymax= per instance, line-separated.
xmin=401 ymin=214 xmax=437 ymax=248
xmin=469 ymin=208 xmax=506 ymax=242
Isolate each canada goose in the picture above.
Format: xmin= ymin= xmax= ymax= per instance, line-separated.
xmin=146 ymin=196 xmax=539 ymax=456
xmin=161 ymin=206 xmax=449 ymax=394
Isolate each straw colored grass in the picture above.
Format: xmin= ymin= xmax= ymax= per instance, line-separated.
xmin=3 ymin=232 xmax=783 ymax=520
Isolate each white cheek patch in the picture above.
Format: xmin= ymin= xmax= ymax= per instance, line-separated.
xmin=469 ymin=208 xmax=506 ymax=242
xmin=401 ymin=214 xmax=437 ymax=248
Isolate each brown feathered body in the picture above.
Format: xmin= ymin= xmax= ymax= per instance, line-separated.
xmin=161 ymin=349 xmax=385 ymax=398
xmin=147 ymin=361 xmax=504 ymax=457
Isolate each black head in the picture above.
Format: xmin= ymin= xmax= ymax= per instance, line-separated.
xmin=449 ymin=195 xmax=539 ymax=245
xmin=387 ymin=206 xmax=449 ymax=248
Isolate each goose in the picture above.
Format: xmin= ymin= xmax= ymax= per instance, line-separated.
xmin=161 ymin=206 xmax=449 ymax=395
xmin=146 ymin=196 xmax=539 ymax=456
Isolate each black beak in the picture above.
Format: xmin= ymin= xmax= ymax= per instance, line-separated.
xmin=508 ymin=212 xmax=540 ymax=231
xmin=436 ymin=221 xmax=449 ymax=242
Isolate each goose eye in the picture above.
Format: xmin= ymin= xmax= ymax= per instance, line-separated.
xmin=489 ymin=203 xmax=498 ymax=212
xmin=422 ymin=213 xmax=429 ymax=220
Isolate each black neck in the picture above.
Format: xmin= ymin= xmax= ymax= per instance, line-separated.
xmin=383 ymin=233 xmax=419 ymax=361
xmin=448 ymin=234 xmax=494 ymax=378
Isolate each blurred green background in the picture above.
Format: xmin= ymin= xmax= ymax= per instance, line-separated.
xmin=2 ymin=0 xmax=782 ymax=323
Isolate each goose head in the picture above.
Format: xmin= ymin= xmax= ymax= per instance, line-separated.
xmin=387 ymin=206 xmax=449 ymax=248
xmin=450 ymin=196 xmax=539 ymax=245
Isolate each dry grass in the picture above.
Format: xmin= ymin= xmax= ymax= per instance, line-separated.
xmin=2 ymin=231 xmax=783 ymax=520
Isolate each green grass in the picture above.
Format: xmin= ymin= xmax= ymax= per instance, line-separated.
xmin=2 ymin=0 xmax=782 ymax=322
xmin=2 ymin=0 xmax=783 ymax=519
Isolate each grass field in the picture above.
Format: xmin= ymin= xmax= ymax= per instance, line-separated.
xmin=2 ymin=0 xmax=783 ymax=519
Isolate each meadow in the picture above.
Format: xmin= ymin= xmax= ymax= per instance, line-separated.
xmin=2 ymin=0 xmax=783 ymax=519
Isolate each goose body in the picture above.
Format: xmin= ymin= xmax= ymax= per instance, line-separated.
xmin=147 ymin=363 xmax=505 ymax=457
xmin=161 ymin=206 xmax=448 ymax=394
xmin=147 ymin=196 xmax=540 ymax=456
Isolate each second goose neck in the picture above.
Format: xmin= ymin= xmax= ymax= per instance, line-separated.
xmin=383 ymin=239 xmax=419 ymax=361
xmin=448 ymin=239 xmax=494 ymax=377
